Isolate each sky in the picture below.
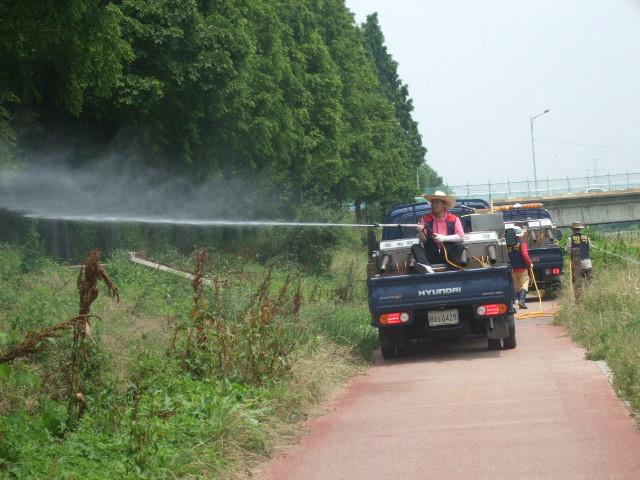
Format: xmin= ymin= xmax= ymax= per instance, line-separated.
xmin=346 ymin=0 xmax=640 ymax=187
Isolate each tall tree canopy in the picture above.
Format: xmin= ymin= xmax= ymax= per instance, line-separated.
xmin=0 ymin=1 xmax=440 ymax=216
xmin=362 ymin=12 xmax=442 ymax=196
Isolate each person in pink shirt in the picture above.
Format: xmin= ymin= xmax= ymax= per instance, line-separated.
xmin=411 ymin=191 xmax=467 ymax=273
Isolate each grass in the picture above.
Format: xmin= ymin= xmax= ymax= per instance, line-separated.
xmin=0 ymin=241 xmax=376 ymax=479
xmin=555 ymin=263 xmax=640 ymax=416
xmin=602 ymin=229 xmax=640 ymax=247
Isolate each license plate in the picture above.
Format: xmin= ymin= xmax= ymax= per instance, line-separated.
xmin=427 ymin=309 xmax=459 ymax=327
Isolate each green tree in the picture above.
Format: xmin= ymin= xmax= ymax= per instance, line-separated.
xmin=0 ymin=106 xmax=15 ymax=167
xmin=0 ymin=1 xmax=132 ymax=117
xmin=362 ymin=13 xmax=426 ymax=164
xmin=0 ymin=0 xmax=442 ymax=221
xmin=107 ymin=0 xmax=252 ymax=170
xmin=418 ymin=162 xmax=444 ymax=193
xmin=361 ymin=13 xmax=445 ymax=207
xmin=301 ymin=2 xmax=412 ymax=219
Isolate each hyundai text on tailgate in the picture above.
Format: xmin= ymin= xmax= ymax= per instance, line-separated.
xmin=367 ymin=202 xmax=517 ymax=359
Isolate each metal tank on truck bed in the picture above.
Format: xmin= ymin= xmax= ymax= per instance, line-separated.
xmin=366 ymin=201 xmax=517 ymax=359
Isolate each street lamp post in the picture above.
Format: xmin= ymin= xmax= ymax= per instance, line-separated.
xmin=529 ymin=109 xmax=550 ymax=193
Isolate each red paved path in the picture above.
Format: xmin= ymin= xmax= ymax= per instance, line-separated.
xmin=259 ymin=304 xmax=640 ymax=480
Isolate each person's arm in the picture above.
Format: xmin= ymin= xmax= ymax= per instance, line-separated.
xmin=521 ymin=242 xmax=533 ymax=267
xmin=416 ymin=223 xmax=428 ymax=242
xmin=433 ymin=217 xmax=464 ymax=243
xmin=416 ymin=215 xmax=429 ymax=242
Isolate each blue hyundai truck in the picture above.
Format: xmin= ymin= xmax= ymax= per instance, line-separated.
xmin=367 ymin=202 xmax=517 ymax=359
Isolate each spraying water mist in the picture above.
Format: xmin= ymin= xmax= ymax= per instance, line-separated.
xmin=0 ymin=158 xmax=347 ymax=226
xmin=21 ymin=213 xmax=379 ymax=228
xmin=1 ymin=158 xmax=423 ymax=235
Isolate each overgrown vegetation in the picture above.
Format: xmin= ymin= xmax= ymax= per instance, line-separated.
xmin=556 ymin=232 xmax=640 ymax=417
xmin=0 ymin=242 xmax=376 ymax=478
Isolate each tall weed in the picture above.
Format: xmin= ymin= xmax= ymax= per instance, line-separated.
xmin=181 ymin=256 xmax=305 ymax=385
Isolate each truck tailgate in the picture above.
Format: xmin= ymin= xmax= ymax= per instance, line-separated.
xmin=529 ymin=247 xmax=563 ymax=268
xmin=368 ymin=266 xmax=513 ymax=312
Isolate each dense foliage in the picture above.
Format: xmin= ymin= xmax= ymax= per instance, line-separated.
xmin=362 ymin=13 xmax=441 ymax=203
xmin=0 ymin=1 xmax=441 ymax=217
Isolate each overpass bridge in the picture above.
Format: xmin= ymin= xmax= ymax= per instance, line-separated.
xmin=436 ymin=172 xmax=640 ymax=227
xmin=496 ymin=189 xmax=640 ymax=228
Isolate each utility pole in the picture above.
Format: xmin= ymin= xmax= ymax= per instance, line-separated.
xmin=529 ymin=109 xmax=550 ymax=194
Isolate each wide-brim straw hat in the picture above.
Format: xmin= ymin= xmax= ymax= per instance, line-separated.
xmin=571 ymin=221 xmax=585 ymax=229
xmin=422 ymin=190 xmax=456 ymax=209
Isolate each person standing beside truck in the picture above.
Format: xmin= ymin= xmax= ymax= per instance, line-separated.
xmin=411 ymin=190 xmax=467 ymax=273
xmin=507 ymin=226 xmax=533 ymax=309
xmin=567 ymin=222 xmax=593 ymax=280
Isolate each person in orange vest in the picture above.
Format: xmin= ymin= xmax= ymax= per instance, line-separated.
xmin=412 ymin=191 xmax=467 ymax=273
xmin=507 ymin=226 xmax=533 ymax=309
xmin=567 ymin=221 xmax=593 ymax=280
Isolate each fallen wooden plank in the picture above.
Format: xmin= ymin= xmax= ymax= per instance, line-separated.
xmin=127 ymin=252 xmax=213 ymax=286
xmin=66 ymin=264 xmax=108 ymax=269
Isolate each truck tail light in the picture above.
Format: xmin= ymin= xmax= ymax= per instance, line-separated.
xmin=552 ymin=267 xmax=561 ymax=275
xmin=476 ymin=303 xmax=508 ymax=316
xmin=380 ymin=312 xmax=410 ymax=325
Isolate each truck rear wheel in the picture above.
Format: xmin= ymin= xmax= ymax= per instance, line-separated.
xmin=381 ymin=345 xmax=399 ymax=359
xmin=502 ymin=316 xmax=517 ymax=349
xmin=379 ymin=329 xmax=407 ymax=360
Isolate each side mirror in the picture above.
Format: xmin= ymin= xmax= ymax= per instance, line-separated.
xmin=555 ymin=229 xmax=563 ymax=240
xmin=505 ymin=228 xmax=517 ymax=247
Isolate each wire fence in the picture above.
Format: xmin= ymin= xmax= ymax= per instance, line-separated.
xmin=602 ymin=230 xmax=640 ymax=246
xmin=591 ymin=229 xmax=640 ymax=268
xmin=592 ymin=245 xmax=640 ymax=266
xmin=425 ymin=172 xmax=640 ymax=200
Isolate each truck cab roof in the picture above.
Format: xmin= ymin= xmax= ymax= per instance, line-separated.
xmin=455 ymin=198 xmax=491 ymax=209
xmin=501 ymin=208 xmax=553 ymax=222
xmin=381 ymin=202 xmax=475 ymax=240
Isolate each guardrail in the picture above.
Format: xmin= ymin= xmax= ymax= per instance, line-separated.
xmin=425 ymin=172 xmax=640 ymax=200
